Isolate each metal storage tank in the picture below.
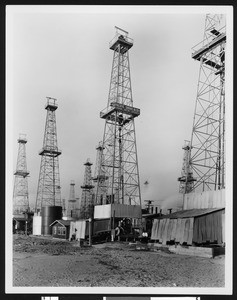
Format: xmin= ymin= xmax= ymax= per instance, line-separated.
xmin=33 ymin=215 xmax=42 ymax=235
xmin=41 ymin=206 xmax=62 ymax=235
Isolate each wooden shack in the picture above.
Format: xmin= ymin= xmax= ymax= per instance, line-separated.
xmin=50 ymin=219 xmax=71 ymax=240
xmin=151 ymin=208 xmax=225 ymax=246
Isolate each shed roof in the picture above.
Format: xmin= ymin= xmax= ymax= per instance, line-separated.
xmin=156 ymin=207 xmax=224 ymax=219
xmin=49 ymin=219 xmax=71 ymax=227
xmin=142 ymin=213 xmax=161 ymax=219
xmin=13 ymin=217 xmax=27 ymax=222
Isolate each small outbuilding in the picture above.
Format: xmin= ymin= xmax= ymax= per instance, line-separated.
xmin=13 ymin=216 xmax=27 ymax=233
xmin=50 ymin=219 xmax=71 ymax=240
xmin=151 ymin=207 xmax=225 ymax=246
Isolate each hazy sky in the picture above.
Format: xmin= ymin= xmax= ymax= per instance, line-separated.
xmin=7 ymin=5 xmax=231 ymax=211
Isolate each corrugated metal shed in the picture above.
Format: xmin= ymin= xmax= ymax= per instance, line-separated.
xmin=151 ymin=208 xmax=225 ymax=245
xmin=157 ymin=208 xmax=223 ymax=219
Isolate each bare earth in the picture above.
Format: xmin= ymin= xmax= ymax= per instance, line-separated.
xmin=13 ymin=235 xmax=225 ymax=287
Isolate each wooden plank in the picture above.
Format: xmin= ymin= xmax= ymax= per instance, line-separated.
xmin=183 ymin=218 xmax=190 ymax=243
xmin=171 ymin=218 xmax=178 ymax=240
xmin=158 ymin=219 xmax=164 ymax=242
xmin=187 ymin=217 xmax=194 ymax=245
xmin=162 ymin=218 xmax=170 ymax=245
xmin=167 ymin=218 xmax=173 ymax=241
xmin=169 ymin=245 xmax=214 ymax=258
xmin=157 ymin=219 xmax=160 ymax=239
xmin=175 ymin=218 xmax=182 ymax=242
xmin=151 ymin=219 xmax=158 ymax=240
xmin=222 ymin=211 xmax=225 ymax=243
xmin=179 ymin=219 xmax=186 ymax=244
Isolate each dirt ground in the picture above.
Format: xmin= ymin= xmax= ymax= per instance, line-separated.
xmin=13 ymin=234 xmax=225 ymax=287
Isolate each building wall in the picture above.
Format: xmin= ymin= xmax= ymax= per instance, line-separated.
xmin=94 ymin=204 xmax=141 ymax=219
xmin=52 ymin=224 xmax=69 ymax=239
xmin=183 ymin=189 xmax=225 ymax=210
xmin=151 ymin=209 xmax=225 ymax=245
xmin=192 ymin=210 xmax=224 ymax=244
xmin=69 ymin=220 xmax=87 ymax=240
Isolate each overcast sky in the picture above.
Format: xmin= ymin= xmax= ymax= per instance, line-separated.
xmin=7 ymin=5 xmax=231 ymax=211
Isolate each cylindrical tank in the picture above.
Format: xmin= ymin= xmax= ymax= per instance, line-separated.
xmin=41 ymin=206 xmax=62 ymax=235
xmin=33 ymin=215 xmax=42 ymax=235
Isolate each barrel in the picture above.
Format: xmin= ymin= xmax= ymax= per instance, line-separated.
xmin=41 ymin=206 xmax=62 ymax=235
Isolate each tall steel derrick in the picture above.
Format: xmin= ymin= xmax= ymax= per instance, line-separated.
xmin=178 ymin=140 xmax=196 ymax=194
xmin=93 ymin=141 xmax=107 ymax=205
xmin=95 ymin=27 xmax=141 ymax=207
xmin=35 ymin=97 xmax=62 ymax=211
xmin=80 ymin=159 xmax=94 ymax=219
xmin=189 ymin=14 xmax=226 ymax=193
xmin=67 ymin=180 xmax=77 ymax=218
xmin=13 ymin=134 xmax=30 ymax=214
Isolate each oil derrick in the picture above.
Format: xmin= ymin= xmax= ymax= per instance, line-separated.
xmin=189 ymin=14 xmax=226 ymax=193
xmin=67 ymin=180 xmax=77 ymax=218
xmin=93 ymin=141 xmax=107 ymax=205
xmin=80 ymin=159 xmax=94 ymax=219
xmin=95 ymin=27 xmax=142 ymax=207
xmin=35 ymin=97 xmax=62 ymax=211
xmin=178 ymin=140 xmax=196 ymax=194
xmin=62 ymin=198 xmax=66 ymax=217
xmin=13 ymin=134 xmax=30 ymax=214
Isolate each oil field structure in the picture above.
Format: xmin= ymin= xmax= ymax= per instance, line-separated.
xmin=11 ymin=26 xmax=143 ymax=242
xmin=67 ymin=180 xmax=79 ymax=219
xmin=92 ymin=26 xmax=142 ymax=241
xmin=13 ymin=16 xmax=227 ymax=257
xmin=150 ymin=14 xmax=226 ymax=257
xmin=33 ymin=97 xmax=63 ymax=236
xmin=12 ymin=134 xmax=33 ymax=233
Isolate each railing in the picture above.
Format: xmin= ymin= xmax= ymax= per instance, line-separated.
xmin=45 ymin=97 xmax=58 ymax=109
xmin=100 ymin=105 xmax=115 ymax=118
xmin=100 ymin=102 xmax=140 ymax=119
xmin=14 ymin=170 xmax=30 ymax=176
xmin=18 ymin=133 xmax=27 ymax=143
xmin=39 ymin=146 xmax=62 ymax=154
xmin=191 ymin=25 xmax=226 ymax=55
xmin=109 ymin=34 xmax=134 ymax=49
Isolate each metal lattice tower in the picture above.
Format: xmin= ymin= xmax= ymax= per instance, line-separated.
xmin=80 ymin=159 xmax=94 ymax=219
xmin=189 ymin=14 xmax=226 ymax=193
xmin=95 ymin=27 xmax=142 ymax=207
xmin=35 ymin=97 xmax=62 ymax=211
xmin=67 ymin=180 xmax=77 ymax=218
xmin=93 ymin=141 xmax=107 ymax=205
xmin=62 ymin=198 xmax=66 ymax=216
xmin=13 ymin=134 xmax=30 ymax=214
xmin=178 ymin=140 xmax=196 ymax=194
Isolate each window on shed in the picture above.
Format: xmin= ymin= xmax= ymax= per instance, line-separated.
xmin=58 ymin=226 xmax=66 ymax=235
